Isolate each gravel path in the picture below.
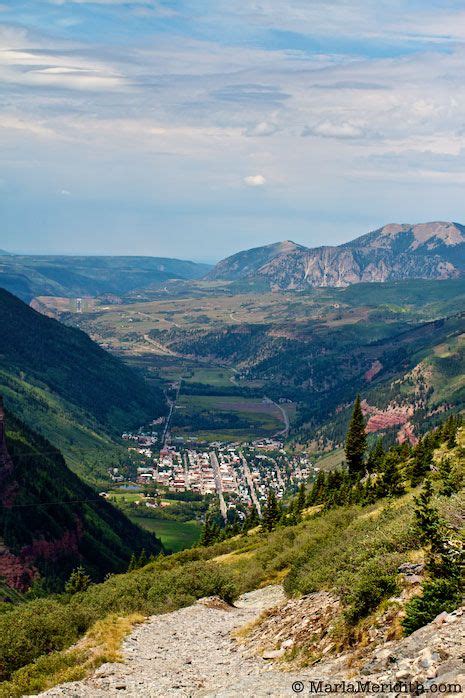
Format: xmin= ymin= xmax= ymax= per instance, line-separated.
xmin=40 ymin=586 xmax=308 ymax=698
xmin=39 ymin=589 xmax=465 ymax=698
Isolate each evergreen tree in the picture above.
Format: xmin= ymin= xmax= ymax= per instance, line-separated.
xmin=380 ymin=452 xmax=405 ymax=497
xmin=403 ymin=478 xmax=463 ymax=634
xmin=438 ymin=457 xmax=456 ymax=497
xmin=138 ymin=549 xmax=148 ymax=568
xmin=410 ymin=438 xmax=433 ymax=487
xmin=200 ymin=513 xmax=221 ymax=546
xmin=296 ymin=483 xmax=306 ymax=513
xmin=307 ymin=471 xmax=326 ymax=505
xmin=413 ymin=478 xmax=442 ymax=549
xmin=345 ymin=395 xmax=367 ymax=477
xmin=65 ymin=566 xmax=91 ymax=595
xmin=127 ymin=553 xmax=137 ymax=572
xmin=366 ymin=437 xmax=385 ymax=473
xmin=244 ymin=505 xmax=260 ymax=530
xmin=262 ymin=489 xmax=280 ymax=532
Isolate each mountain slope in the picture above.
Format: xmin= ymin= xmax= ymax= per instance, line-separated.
xmin=0 ymin=255 xmax=211 ymax=302
xmin=207 ymin=240 xmax=307 ymax=283
xmin=0 ymin=401 xmax=163 ymax=592
xmin=207 ymin=221 xmax=465 ymax=288
xmin=0 ymin=288 xmax=166 ymax=480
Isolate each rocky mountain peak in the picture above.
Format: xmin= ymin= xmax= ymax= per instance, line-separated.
xmin=207 ymin=221 xmax=465 ymax=288
xmin=365 ymin=221 xmax=465 ymax=251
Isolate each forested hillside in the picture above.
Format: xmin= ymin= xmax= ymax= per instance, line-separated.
xmin=0 ymin=289 xmax=166 ymax=480
xmin=0 ymin=255 xmax=211 ymax=302
xmin=0 ymin=403 xmax=163 ymax=594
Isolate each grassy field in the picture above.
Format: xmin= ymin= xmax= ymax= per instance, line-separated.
xmin=172 ymin=394 xmax=284 ymax=441
xmin=182 ymin=367 xmax=235 ymax=386
xmin=129 ymin=515 xmax=201 ymax=552
xmin=313 ymin=447 xmax=346 ymax=471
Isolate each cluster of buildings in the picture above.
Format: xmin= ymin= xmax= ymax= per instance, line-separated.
xmin=115 ymin=431 xmax=315 ymax=516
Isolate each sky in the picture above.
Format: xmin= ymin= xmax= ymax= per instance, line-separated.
xmin=2 ymin=2 xmax=465 ymax=261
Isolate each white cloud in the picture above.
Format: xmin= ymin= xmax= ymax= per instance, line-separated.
xmin=245 ymin=121 xmax=279 ymax=137
xmin=303 ymin=121 xmax=364 ymax=139
xmin=244 ymin=174 xmax=266 ymax=187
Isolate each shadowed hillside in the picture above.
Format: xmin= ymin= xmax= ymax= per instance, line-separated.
xmin=0 ymin=288 xmax=166 ymax=480
xmin=0 ymin=401 xmax=163 ymax=593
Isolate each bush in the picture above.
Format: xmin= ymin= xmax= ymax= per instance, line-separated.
xmin=403 ymin=578 xmax=462 ymax=635
xmin=0 ymin=599 xmax=90 ymax=681
xmin=147 ymin=560 xmax=237 ymax=609
xmin=0 ymin=560 xmax=237 ymax=682
xmin=343 ymin=561 xmax=398 ymax=624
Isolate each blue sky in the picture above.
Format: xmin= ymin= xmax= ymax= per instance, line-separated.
xmin=2 ymin=1 xmax=465 ymax=261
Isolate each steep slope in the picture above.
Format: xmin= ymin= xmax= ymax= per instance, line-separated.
xmin=207 ymin=240 xmax=307 ymax=282
xmin=207 ymin=221 xmax=465 ymax=288
xmin=0 ymin=400 xmax=163 ymax=592
xmin=0 ymin=255 xmax=211 ymax=302
xmin=0 ymin=288 xmax=166 ymax=480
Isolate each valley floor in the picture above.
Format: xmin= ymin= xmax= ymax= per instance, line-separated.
xmin=40 ymin=586 xmax=463 ymax=698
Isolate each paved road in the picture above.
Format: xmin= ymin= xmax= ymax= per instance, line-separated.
xmin=210 ymin=451 xmax=228 ymax=522
xmin=241 ymin=455 xmax=262 ymax=518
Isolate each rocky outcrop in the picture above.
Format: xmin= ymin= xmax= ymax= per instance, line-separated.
xmin=207 ymin=221 xmax=465 ymax=288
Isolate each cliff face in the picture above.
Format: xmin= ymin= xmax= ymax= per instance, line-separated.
xmin=0 ymin=401 xmax=163 ymax=592
xmin=207 ymin=221 xmax=465 ymax=289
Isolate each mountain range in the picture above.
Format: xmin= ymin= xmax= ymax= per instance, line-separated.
xmin=0 ymin=254 xmax=211 ymax=302
xmin=207 ymin=221 xmax=465 ymax=288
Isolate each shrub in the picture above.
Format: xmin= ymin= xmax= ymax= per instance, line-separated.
xmin=147 ymin=560 xmax=237 ymax=609
xmin=0 ymin=599 xmax=90 ymax=681
xmin=403 ymin=578 xmax=463 ymax=635
xmin=343 ymin=561 xmax=398 ymax=625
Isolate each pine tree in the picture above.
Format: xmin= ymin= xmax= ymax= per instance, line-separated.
xmin=127 ymin=553 xmax=137 ymax=572
xmin=345 ymin=395 xmax=367 ymax=477
xmin=65 ymin=566 xmax=91 ymax=595
xmin=366 ymin=437 xmax=385 ymax=473
xmin=262 ymin=489 xmax=280 ymax=532
xmin=403 ymin=478 xmax=463 ymax=634
xmin=410 ymin=438 xmax=432 ymax=487
xmin=200 ymin=513 xmax=220 ymax=546
xmin=307 ymin=471 xmax=325 ymax=505
xmin=438 ymin=457 xmax=456 ymax=497
xmin=138 ymin=549 xmax=148 ymax=568
xmin=380 ymin=452 xmax=405 ymax=497
xmin=413 ymin=478 xmax=442 ymax=548
xmin=296 ymin=483 xmax=306 ymax=513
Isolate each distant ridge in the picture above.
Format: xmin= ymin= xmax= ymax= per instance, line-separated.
xmin=0 ymin=255 xmax=212 ymax=302
xmin=206 ymin=221 xmax=465 ymax=288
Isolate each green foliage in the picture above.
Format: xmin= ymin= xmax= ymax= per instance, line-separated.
xmin=344 ymin=560 xmax=398 ymax=625
xmin=438 ymin=458 xmax=457 ymax=497
xmin=1 ymin=414 xmax=163 ymax=588
xmin=295 ymin=483 xmax=306 ymax=513
xmin=262 ymin=489 xmax=281 ymax=532
xmin=403 ymin=578 xmax=462 ymax=635
xmin=410 ymin=438 xmax=433 ymax=487
xmin=0 ymin=288 xmax=166 ymax=480
xmin=65 ymin=567 xmax=92 ymax=595
xmin=403 ymin=481 xmax=463 ymax=635
xmin=345 ymin=395 xmax=367 ymax=477
xmin=0 ymin=559 xmax=237 ymax=682
xmin=379 ymin=452 xmax=405 ymax=497
xmin=366 ymin=437 xmax=385 ymax=473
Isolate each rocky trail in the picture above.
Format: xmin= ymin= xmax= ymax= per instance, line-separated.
xmin=40 ymin=586 xmax=464 ymax=698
